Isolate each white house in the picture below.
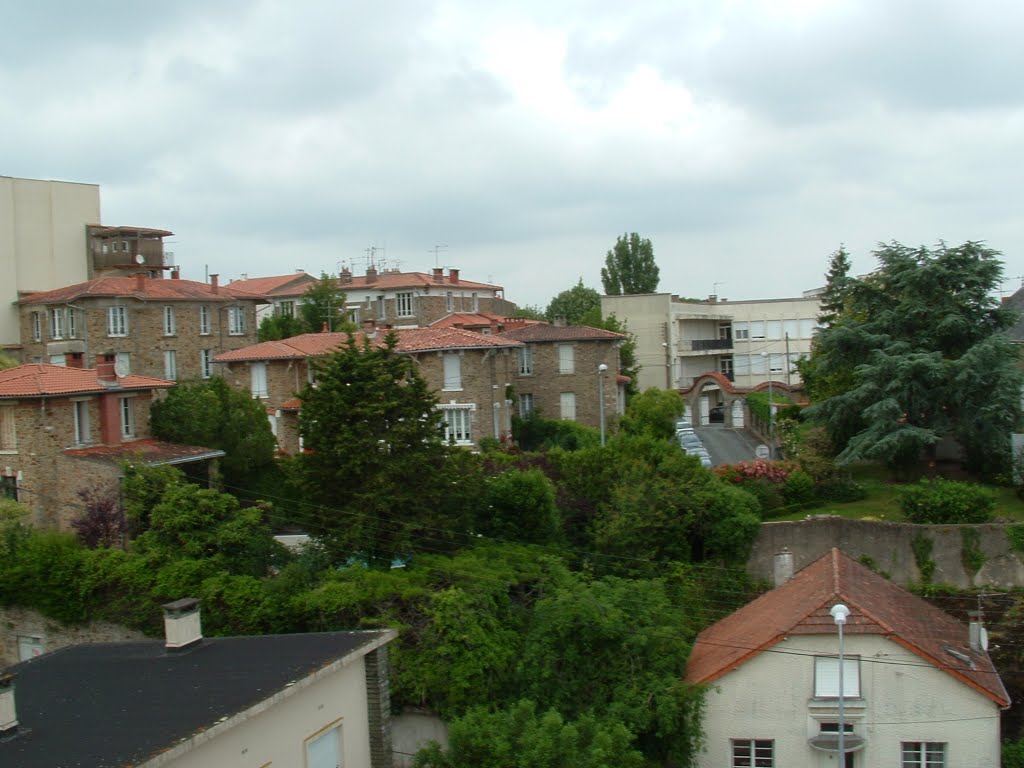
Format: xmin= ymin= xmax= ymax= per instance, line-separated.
xmin=686 ymin=548 xmax=1009 ymax=768
xmin=0 ymin=599 xmax=398 ymax=768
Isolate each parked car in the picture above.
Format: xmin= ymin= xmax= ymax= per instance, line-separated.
xmin=709 ymin=405 xmax=726 ymax=423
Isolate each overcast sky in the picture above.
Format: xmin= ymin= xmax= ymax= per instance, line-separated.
xmin=3 ymin=1 xmax=1023 ymax=308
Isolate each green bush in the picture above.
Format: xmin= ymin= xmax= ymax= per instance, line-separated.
xmin=1004 ymin=738 xmax=1024 ymax=768
xmin=899 ymin=479 xmax=996 ymax=524
xmin=783 ymin=469 xmax=816 ymax=507
xmin=816 ymin=476 xmax=868 ymax=503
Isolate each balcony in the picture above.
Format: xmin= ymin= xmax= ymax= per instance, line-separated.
xmin=690 ymin=338 xmax=733 ymax=352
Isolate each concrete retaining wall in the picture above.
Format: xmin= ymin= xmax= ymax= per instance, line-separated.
xmin=0 ymin=604 xmax=146 ymax=666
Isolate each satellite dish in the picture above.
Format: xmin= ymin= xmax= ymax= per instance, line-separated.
xmin=755 ymin=444 xmax=770 ymax=460
xmin=114 ymin=357 xmax=130 ymax=377
xmin=134 ymin=254 xmax=145 ymax=265
xmin=981 ymin=627 xmax=989 ymax=651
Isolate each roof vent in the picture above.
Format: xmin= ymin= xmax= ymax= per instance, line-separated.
xmin=163 ymin=598 xmax=202 ymax=651
xmin=0 ymin=673 xmax=17 ymax=735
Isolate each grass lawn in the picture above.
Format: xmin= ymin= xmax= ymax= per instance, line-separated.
xmin=770 ymin=462 xmax=1024 ymax=523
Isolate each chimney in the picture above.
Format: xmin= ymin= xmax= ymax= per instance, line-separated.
xmin=366 ymin=265 xmax=378 ymax=283
xmin=552 ymin=315 xmax=567 ymax=327
xmin=449 ymin=268 xmax=460 ymax=284
xmin=340 ymin=267 xmax=352 ymax=285
xmin=433 ymin=267 xmax=444 ymax=283
xmin=96 ymin=354 xmax=117 ymax=382
xmin=0 ymin=673 xmax=17 ymax=735
xmin=134 ymin=273 xmax=146 ymax=292
xmin=171 ymin=269 xmax=180 ymax=280
xmin=968 ymin=610 xmax=985 ymax=652
xmin=773 ymin=547 xmax=794 ymax=587
xmin=163 ymin=598 xmax=202 ymax=651
xmin=363 ymin=318 xmax=377 ymax=336
xmin=66 ymin=352 xmax=84 ymax=369
xmin=210 ymin=274 xmax=219 ymax=294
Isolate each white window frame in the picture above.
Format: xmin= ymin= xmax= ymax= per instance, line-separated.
xmin=0 ymin=407 xmax=17 ymax=452
xmin=49 ymin=308 xmax=64 ymax=340
xmin=107 ymin=306 xmax=128 ymax=337
xmin=439 ymin=404 xmax=474 ymax=445
xmin=518 ymin=346 xmax=533 ymax=375
xmin=442 ymin=353 xmax=462 ymax=391
xmin=814 ymin=656 xmax=860 ymax=698
xmin=278 ymin=300 xmax=295 ymax=318
xmin=901 ymin=741 xmax=946 ymax=768
xmin=766 ymin=320 xmax=782 ymax=340
xmin=228 ymin=306 xmax=246 ymax=335
xmin=200 ymin=349 xmax=214 ymax=379
xmin=120 ymin=397 xmax=136 ymax=439
xmin=66 ymin=308 xmax=77 ymax=339
xmin=30 ymin=311 xmax=42 ymax=341
xmin=783 ymin=319 xmax=799 ymax=339
xmin=396 ymin=292 xmax=414 ymax=317
xmin=559 ymin=391 xmax=576 ymax=420
xmin=749 ymin=320 xmax=766 ymax=340
xmin=731 ymin=738 xmax=773 ymax=768
xmin=732 ymin=321 xmax=749 ymax=341
xmin=558 ymin=344 xmax=575 ymax=374
xmin=164 ymin=350 xmax=178 ymax=381
xmin=163 ymin=305 xmax=176 ymax=336
xmin=251 ymin=362 xmax=268 ymax=398
xmin=446 ymin=292 xmax=454 ymax=312
xmin=518 ymin=393 xmax=535 ymax=416
xmin=471 ymin=292 xmax=479 ymax=312
xmin=72 ymin=399 xmax=92 ymax=446
xmin=306 ymin=723 xmax=344 ymax=768
xmin=199 ymin=305 xmax=211 ymax=335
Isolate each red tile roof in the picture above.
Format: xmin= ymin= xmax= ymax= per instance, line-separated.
xmin=18 ymin=276 xmax=266 ymax=305
xmin=498 ymin=324 xmax=626 ymax=343
xmin=341 ymin=270 xmax=501 ymax=292
xmin=0 ymin=365 xmax=173 ymax=398
xmin=429 ymin=313 xmax=543 ymax=331
xmin=89 ymin=225 xmax=174 ymax=238
xmin=685 ymin=548 xmax=1009 ymax=706
xmin=214 ymin=327 xmax=522 ymax=363
xmin=64 ymin=438 xmax=224 ymax=466
xmin=227 ymin=273 xmax=317 ymax=297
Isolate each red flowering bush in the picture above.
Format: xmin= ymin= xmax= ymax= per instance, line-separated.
xmin=714 ymin=460 xmax=801 ymax=516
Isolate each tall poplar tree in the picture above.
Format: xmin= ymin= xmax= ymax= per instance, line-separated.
xmin=601 ymin=232 xmax=660 ymax=295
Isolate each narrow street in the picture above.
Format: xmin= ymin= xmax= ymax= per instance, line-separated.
xmin=695 ymin=424 xmax=763 ymax=467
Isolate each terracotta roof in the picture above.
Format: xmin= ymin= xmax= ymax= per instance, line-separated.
xmin=341 ymin=270 xmax=501 ymax=292
xmin=279 ymin=398 xmax=302 ymax=410
xmin=64 ymin=438 xmax=225 ymax=466
xmin=498 ymin=324 xmax=626 ymax=343
xmin=215 ymin=327 xmax=521 ymax=363
xmin=228 ymin=272 xmax=317 ymax=297
xmin=89 ymin=225 xmax=174 ymax=237
xmin=685 ymin=548 xmax=1009 ymax=706
xmin=0 ymin=365 xmax=173 ymax=398
xmin=18 ymin=276 xmax=267 ymax=305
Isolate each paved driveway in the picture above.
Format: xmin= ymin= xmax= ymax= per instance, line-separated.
xmin=695 ymin=424 xmax=763 ymax=466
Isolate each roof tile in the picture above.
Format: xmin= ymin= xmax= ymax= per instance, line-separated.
xmin=0 ymin=365 xmax=173 ymax=398
xmin=19 ymin=276 xmax=266 ymax=304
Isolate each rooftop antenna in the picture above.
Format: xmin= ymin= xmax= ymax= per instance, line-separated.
xmin=713 ymin=281 xmax=726 ymax=295
xmin=430 ymin=244 xmax=449 ymax=268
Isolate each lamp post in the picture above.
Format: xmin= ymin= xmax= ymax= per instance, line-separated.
xmin=598 ymin=363 xmax=608 ymax=446
xmin=830 ymin=603 xmax=850 ymax=765
xmin=760 ymin=353 xmax=775 ymax=460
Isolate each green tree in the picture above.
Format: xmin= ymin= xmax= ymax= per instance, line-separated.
xmin=601 ymin=232 xmax=660 ymax=295
xmin=545 ymin=279 xmax=601 ymax=325
xmin=149 ymin=377 xmax=277 ymax=494
xmin=806 ymin=241 xmax=1022 ymax=474
xmin=0 ymin=352 xmax=17 ymax=370
xmin=296 ymin=333 xmax=464 ymax=564
xmin=512 ymin=305 xmax=545 ymax=321
xmin=479 ymin=469 xmax=561 ymax=545
xmin=818 ymin=244 xmax=855 ymax=327
xmin=619 ymin=388 xmax=685 ymax=440
xmin=258 ymin=312 xmax=308 ymax=341
xmin=301 ymin=273 xmax=351 ymax=333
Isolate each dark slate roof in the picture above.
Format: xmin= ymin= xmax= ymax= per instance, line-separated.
xmin=0 ymin=629 xmax=394 ymax=768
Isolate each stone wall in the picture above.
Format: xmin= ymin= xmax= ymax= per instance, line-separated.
xmin=0 ymin=604 xmax=146 ymax=666
xmin=750 ymin=517 xmax=1024 ymax=589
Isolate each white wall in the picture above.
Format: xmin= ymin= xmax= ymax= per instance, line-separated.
xmin=695 ymin=634 xmax=1001 ymax=768
xmin=159 ymin=655 xmax=373 ymax=768
xmin=0 ymin=177 xmax=100 ymax=349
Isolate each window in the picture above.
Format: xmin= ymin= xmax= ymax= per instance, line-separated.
xmin=751 ymin=354 xmax=767 ymax=376
xmin=814 ymin=656 xmax=860 ymax=698
xmin=733 ymin=322 xmax=749 ymax=341
xmin=163 ymin=306 xmax=176 ymax=336
xmin=228 ymin=306 xmax=246 ymax=335
xmin=200 ymin=349 xmax=214 ymax=379
xmin=783 ymin=319 xmax=799 ymax=339
xmin=66 ymin=308 xmax=77 ymax=339
xmin=49 ymin=354 xmax=66 ymax=366
xmin=0 ymin=475 xmax=17 ymax=501
xmin=376 ymin=295 xmax=386 ymax=318
xmin=0 ymin=407 xmax=16 ymax=451
xmin=471 ymin=292 xmax=479 ymax=312
xmin=766 ymin=320 xmax=782 ymax=340
xmin=749 ymin=320 xmax=765 ymax=339
xmin=49 ymin=308 xmax=64 ymax=339
xmin=251 ymin=362 xmax=268 ymax=398
xmin=30 ymin=311 xmax=42 ymax=341
xmin=120 ymin=397 xmax=136 ymax=439
xmin=559 ymin=392 xmax=576 ymax=420
xmin=278 ymin=300 xmax=295 ymax=318
xmin=446 ymin=292 xmax=454 ymax=312
xmin=720 ymin=356 xmax=734 ymax=377
xmin=902 ymin=742 xmax=946 ymax=767
xmin=306 ymin=724 xmax=344 ymax=768
xmin=558 ymin=344 xmax=575 ymax=374
xmin=107 ymin=306 xmax=128 ymax=337
xmin=199 ymin=305 xmax=211 ymax=335
xmin=441 ymin=406 xmax=473 ymax=444
xmin=519 ymin=393 xmax=535 ymax=416
xmin=73 ymin=400 xmax=91 ymax=446
xmin=442 ymin=353 xmax=462 ymax=390
xmin=517 ymin=345 xmax=534 ymax=375
xmin=164 ymin=350 xmax=178 ymax=380
xmin=731 ymin=739 xmax=773 ymax=767
xmin=396 ymin=292 xmax=414 ymax=317
xmin=719 ymin=322 xmax=732 ymax=340
xmin=768 ymin=353 xmax=784 ymax=374
xmin=800 ymin=318 xmax=818 ymax=338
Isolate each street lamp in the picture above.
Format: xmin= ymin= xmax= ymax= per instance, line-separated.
xmin=760 ymin=353 xmax=774 ymax=460
xmin=598 ymin=363 xmax=608 ymax=446
xmin=830 ymin=603 xmax=850 ymax=764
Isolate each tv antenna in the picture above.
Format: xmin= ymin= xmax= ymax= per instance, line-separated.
xmin=430 ymin=244 xmax=449 ymax=268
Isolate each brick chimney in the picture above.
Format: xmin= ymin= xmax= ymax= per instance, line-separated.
xmin=433 ymin=267 xmax=444 ymax=283
xmin=171 ymin=269 xmax=181 ymax=280
xmin=163 ymin=598 xmax=202 ymax=651
xmin=363 ymin=318 xmax=377 ymax=336
xmin=134 ymin=273 xmax=146 ymax=292
xmin=773 ymin=547 xmax=794 ymax=587
xmin=95 ymin=354 xmax=117 ymax=382
xmin=449 ymin=268 xmax=460 ymax=284
xmin=0 ymin=673 xmax=17 ymax=735
xmin=340 ymin=267 xmax=352 ymax=284
xmin=366 ymin=265 xmax=378 ymax=283
xmin=210 ymin=274 xmax=219 ymax=294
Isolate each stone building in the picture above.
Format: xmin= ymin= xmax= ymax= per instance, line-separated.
xmin=17 ymin=273 xmax=266 ymax=381
xmin=0 ymin=363 xmax=222 ymax=530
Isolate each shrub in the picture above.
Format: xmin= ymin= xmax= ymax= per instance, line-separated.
xmin=816 ymin=476 xmax=868 ymax=503
xmin=782 ymin=469 xmax=816 ymax=508
xmin=899 ymin=478 xmax=996 ymax=524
